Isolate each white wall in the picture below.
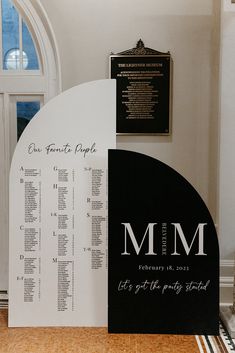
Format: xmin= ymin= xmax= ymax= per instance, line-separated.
xmin=39 ymin=0 xmax=235 ymax=306
xmin=0 ymin=0 xmax=224 ymax=297
xmin=219 ymin=10 xmax=235 ymax=260
xmin=38 ymin=0 xmax=230 ymax=304
xmin=40 ymin=0 xmax=220 ymax=219
xmin=0 ymin=0 xmax=220 ymax=296
xmin=219 ymin=4 xmax=235 ymax=303
xmin=0 ymin=0 xmax=220 ymax=295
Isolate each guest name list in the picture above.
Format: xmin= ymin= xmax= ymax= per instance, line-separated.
xmin=9 ymin=80 xmax=116 ymax=327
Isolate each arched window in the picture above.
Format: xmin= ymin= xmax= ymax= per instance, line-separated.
xmin=0 ymin=0 xmax=61 ymax=293
xmin=2 ymin=0 xmax=40 ymax=71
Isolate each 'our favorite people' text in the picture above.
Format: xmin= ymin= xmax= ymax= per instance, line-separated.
xmin=27 ymin=142 xmax=97 ymax=158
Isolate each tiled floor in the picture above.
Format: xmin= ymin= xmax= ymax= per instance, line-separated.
xmin=0 ymin=310 xmax=201 ymax=353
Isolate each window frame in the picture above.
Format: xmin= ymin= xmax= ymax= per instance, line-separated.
xmin=0 ymin=0 xmax=61 ymax=291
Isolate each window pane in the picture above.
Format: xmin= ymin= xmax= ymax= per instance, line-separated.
xmin=22 ymin=20 xmax=39 ymax=70
xmin=2 ymin=0 xmax=19 ymax=70
xmin=17 ymin=101 xmax=40 ymax=140
xmin=5 ymin=49 xmax=28 ymax=70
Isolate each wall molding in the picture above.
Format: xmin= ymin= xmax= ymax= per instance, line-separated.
xmin=220 ymin=276 xmax=233 ymax=287
xmin=220 ymin=260 xmax=234 ymax=306
xmin=0 ymin=290 xmax=8 ymax=309
xmin=220 ymin=260 xmax=234 ymax=287
xmin=220 ymin=260 xmax=235 ymax=267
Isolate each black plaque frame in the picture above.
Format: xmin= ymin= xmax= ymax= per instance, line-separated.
xmin=110 ymin=40 xmax=173 ymax=135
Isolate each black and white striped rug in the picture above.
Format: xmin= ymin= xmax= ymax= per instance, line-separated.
xmin=196 ymin=321 xmax=235 ymax=353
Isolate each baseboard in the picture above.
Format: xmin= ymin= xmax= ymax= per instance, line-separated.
xmin=0 ymin=290 xmax=8 ymax=309
xmin=220 ymin=260 xmax=234 ymax=306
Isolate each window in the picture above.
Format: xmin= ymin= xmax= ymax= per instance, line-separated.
xmin=9 ymin=95 xmax=43 ymax=158
xmin=0 ymin=0 xmax=61 ymax=291
xmin=17 ymin=101 xmax=40 ymax=139
xmin=2 ymin=0 xmax=39 ymax=70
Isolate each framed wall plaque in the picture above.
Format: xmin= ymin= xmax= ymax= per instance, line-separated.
xmin=110 ymin=40 xmax=173 ymax=135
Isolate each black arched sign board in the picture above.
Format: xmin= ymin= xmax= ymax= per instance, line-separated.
xmin=108 ymin=150 xmax=219 ymax=335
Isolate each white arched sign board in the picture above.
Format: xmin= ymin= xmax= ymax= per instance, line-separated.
xmin=9 ymin=80 xmax=116 ymax=327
